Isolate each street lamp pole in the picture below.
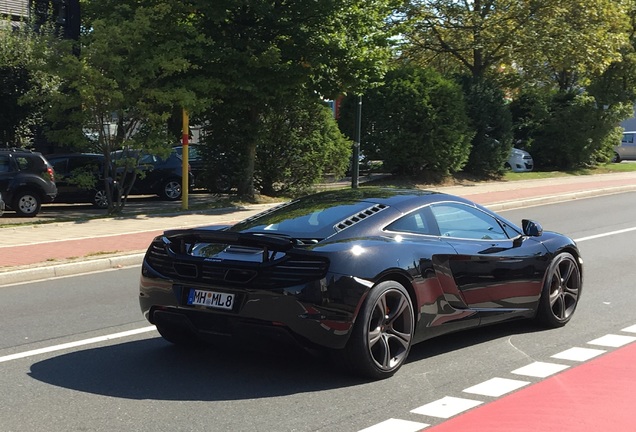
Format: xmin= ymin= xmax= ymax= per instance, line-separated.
xmin=351 ymin=95 xmax=362 ymax=189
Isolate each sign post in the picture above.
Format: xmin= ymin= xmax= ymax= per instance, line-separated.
xmin=181 ymin=108 xmax=189 ymax=210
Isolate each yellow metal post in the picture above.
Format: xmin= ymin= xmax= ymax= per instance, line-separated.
xmin=181 ymin=108 xmax=189 ymax=210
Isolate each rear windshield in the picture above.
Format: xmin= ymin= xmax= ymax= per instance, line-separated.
xmin=230 ymin=200 xmax=375 ymax=239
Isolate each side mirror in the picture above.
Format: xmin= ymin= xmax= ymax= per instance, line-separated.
xmin=522 ymin=219 xmax=543 ymax=237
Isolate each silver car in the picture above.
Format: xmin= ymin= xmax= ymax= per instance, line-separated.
xmin=506 ymin=148 xmax=534 ymax=172
xmin=612 ymin=132 xmax=636 ymax=162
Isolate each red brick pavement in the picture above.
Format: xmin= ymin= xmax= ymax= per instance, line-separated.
xmin=0 ymin=231 xmax=161 ymax=268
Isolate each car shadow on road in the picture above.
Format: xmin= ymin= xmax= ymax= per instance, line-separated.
xmin=28 ymin=336 xmax=364 ymax=401
xmin=27 ymin=320 xmax=544 ymax=401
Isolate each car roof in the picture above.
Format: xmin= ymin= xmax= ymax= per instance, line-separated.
xmin=289 ymin=187 xmax=466 ymax=211
xmin=45 ymin=153 xmax=104 ymax=158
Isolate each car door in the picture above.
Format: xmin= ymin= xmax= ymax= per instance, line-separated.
xmin=384 ymin=208 xmax=480 ymax=338
xmin=624 ymin=133 xmax=636 ymax=159
xmin=429 ymin=202 xmax=550 ymax=323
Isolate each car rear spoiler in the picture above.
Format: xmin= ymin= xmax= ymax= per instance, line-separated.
xmin=162 ymin=228 xmax=296 ymax=253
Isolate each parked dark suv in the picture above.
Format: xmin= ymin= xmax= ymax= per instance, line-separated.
xmin=46 ymin=153 xmax=110 ymax=209
xmin=0 ymin=148 xmax=57 ymax=217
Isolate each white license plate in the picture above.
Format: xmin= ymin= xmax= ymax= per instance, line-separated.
xmin=187 ymin=289 xmax=235 ymax=310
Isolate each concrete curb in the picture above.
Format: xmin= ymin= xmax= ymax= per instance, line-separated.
xmin=1 ymin=253 xmax=144 ymax=286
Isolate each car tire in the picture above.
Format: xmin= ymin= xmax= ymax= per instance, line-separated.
xmin=337 ymin=280 xmax=414 ymax=380
xmin=12 ymin=190 xmax=41 ymax=217
xmin=536 ymin=252 xmax=582 ymax=328
xmin=611 ymin=152 xmax=621 ymax=163
xmin=156 ymin=323 xmax=200 ymax=347
xmin=160 ymin=178 xmax=182 ymax=200
xmin=91 ymin=189 xmax=109 ymax=209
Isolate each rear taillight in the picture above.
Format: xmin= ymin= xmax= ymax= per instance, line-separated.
xmin=47 ymin=167 xmax=55 ymax=182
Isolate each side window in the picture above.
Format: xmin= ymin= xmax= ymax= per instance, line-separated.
xmin=0 ymin=155 xmax=10 ymax=173
xmin=51 ymin=158 xmax=69 ymax=175
xmin=431 ymin=203 xmax=508 ymax=240
xmin=623 ymin=134 xmax=634 ymax=145
xmin=15 ymin=156 xmax=35 ymax=171
xmin=385 ymin=207 xmax=438 ymax=236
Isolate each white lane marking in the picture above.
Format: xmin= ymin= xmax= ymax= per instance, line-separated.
xmin=511 ymin=361 xmax=570 ymax=378
xmin=0 ymin=326 xmax=156 ymax=364
xmin=358 ymin=418 xmax=429 ymax=432
xmin=588 ymin=334 xmax=636 ymax=348
xmin=410 ymin=396 xmax=483 ymax=419
xmin=574 ymin=226 xmax=636 ymax=242
xmin=462 ymin=377 xmax=529 ymax=397
xmin=551 ymin=347 xmax=606 ymax=362
xmin=622 ymin=324 xmax=636 ymax=333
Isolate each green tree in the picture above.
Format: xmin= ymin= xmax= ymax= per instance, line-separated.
xmin=43 ymin=0 xmax=204 ymax=213
xmin=461 ymin=76 xmax=513 ymax=177
xmin=402 ymin=0 xmax=630 ymax=89
xmin=340 ymin=65 xmax=473 ymax=179
xmin=195 ymin=0 xmax=399 ymax=199
xmin=0 ymin=17 xmax=63 ymax=148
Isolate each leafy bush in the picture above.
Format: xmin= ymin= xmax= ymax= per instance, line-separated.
xmin=339 ymin=66 xmax=473 ymax=179
xmin=256 ymin=98 xmax=351 ymax=197
xmin=526 ymin=92 xmax=624 ymax=169
xmin=200 ymin=96 xmax=351 ymax=197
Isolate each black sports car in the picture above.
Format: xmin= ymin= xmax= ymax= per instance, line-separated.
xmin=139 ymin=188 xmax=583 ymax=379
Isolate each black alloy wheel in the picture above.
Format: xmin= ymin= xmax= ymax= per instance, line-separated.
xmin=340 ymin=281 xmax=415 ymax=380
xmin=537 ymin=252 xmax=581 ymax=327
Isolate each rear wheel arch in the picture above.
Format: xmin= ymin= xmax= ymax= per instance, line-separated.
xmin=375 ymin=271 xmax=418 ymax=323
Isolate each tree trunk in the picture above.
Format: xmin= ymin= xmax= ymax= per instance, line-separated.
xmin=236 ymin=107 xmax=259 ymax=200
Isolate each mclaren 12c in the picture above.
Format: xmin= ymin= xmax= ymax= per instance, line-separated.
xmin=139 ymin=188 xmax=583 ymax=379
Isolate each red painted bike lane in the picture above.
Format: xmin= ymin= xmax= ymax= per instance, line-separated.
xmin=427 ymin=342 xmax=636 ymax=432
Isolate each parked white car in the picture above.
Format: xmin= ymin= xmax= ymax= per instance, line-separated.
xmin=506 ymin=148 xmax=534 ymax=172
xmin=612 ymin=132 xmax=636 ymax=162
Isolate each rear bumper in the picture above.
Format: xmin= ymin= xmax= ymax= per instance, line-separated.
xmin=139 ymin=265 xmax=370 ymax=350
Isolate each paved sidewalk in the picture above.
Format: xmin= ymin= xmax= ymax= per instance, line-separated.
xmin=2 ymin=171 xmax=636 ymax=285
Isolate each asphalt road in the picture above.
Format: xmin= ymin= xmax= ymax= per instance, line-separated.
xmin=1 ymin=193 xmax=635 ymax=431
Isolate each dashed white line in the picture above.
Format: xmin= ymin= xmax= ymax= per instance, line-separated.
xmin=511 ymin=361 xmax=570 ymax=378
xmin=410 ymin=396 xmax=483 ymax=419
xmin=462 ymin=377 xmax=529 ymax=397
xmin=0 ymin=326 xmax=156 ymax=363
xmin=361 ymin=327 xmax=636 ymax=432
xmin=588 ymin=334 xmax=636 ymax=348
xmin=551 ymin=346 xmax=606 ymax=362
xmin=358 ymin=418 xmax=429 ymax=432
xmin=622 ymin=324 xmax=636 ymax=333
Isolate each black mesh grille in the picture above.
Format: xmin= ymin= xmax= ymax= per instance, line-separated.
xmin=145 ymin=241 xmax=329 ymax=288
